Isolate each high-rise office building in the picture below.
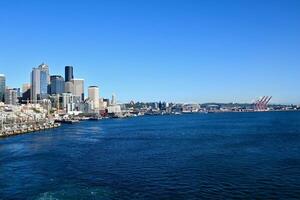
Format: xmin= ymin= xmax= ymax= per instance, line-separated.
xmin=88 ymin=86 xmax=99 ymax=110
xmin=65 ymin=66 xmax=74 ymax=82
xmin=111 ymin=93 xmax=116 ymax=105
xmin=72 ymin=79 xmax=84 ymax=101
xmin=22 ymin=83 xmax=31 ymax=101
xmin=50 ymin=75 xmax=65 ymax=94
xmin=0 ymin=74 xmax=5 ymax=102
xmin=31 ymin=68 xmax=40 ymax=101
xmin=5 ymin=88 xmax=18 ymax=105
xmin=38 ymin=63 xmax=50 ymax=82
xmin=13 ymin=88 xmax=21 ymax=97
xmin=39 ymin=63 xmax=50 ymax=98
xmin=22 ymin=83 xmax=31 ymax=94
xmin=31 ymin=63 xmax=50 ymax=101
xmin=64 ymin=81 xmax=74 ymax=94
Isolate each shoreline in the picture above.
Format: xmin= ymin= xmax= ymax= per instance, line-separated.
xmin=1 ymin=110 xmax=300 ymax=139
xmin=0 ymin=122 xmax=61 ymax=138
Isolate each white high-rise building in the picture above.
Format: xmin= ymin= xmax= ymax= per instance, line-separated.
xmin=72 ymin=79 xmax=84 ymax=101
xmin=88 ymin=86 xmax=99 ymax=110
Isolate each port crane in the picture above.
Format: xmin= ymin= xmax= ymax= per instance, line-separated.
xmin=254 ymin=96 xmax=272 ymax=111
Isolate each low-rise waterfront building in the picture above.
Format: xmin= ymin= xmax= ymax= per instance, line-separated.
xmin=182 ymin=104 xmax=200 ymax=113
xmin=60 ymin=93 xmax=82 ymax=114
xmin=0 ymin=103 xmax=55 ymax=137
xmin=107 ymin=105 xmax=122 ymax=114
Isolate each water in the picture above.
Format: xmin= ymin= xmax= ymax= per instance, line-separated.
xmin=1 ymin=112 xmax=300 ymax=199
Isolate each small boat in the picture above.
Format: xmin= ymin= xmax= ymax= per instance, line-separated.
xmin=79 ymin=117 xmax=90 ymax=121
xmin=65 ymin=120 xmax=80 ymax=124
xmin=88 ymin=117 xmax=102 ymax=121
xmin=55 ymin=119 xmax=79 ymax=124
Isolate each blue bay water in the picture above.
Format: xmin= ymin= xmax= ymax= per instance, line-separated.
xmin=0 ymin=112 xmax=300 ymax=199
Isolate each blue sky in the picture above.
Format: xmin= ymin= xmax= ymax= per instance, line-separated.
xmin=0 ymin=0 xmax=300 ymax=104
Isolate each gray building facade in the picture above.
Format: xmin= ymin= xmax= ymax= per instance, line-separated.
xmin=50 ymin=75 xmax=65 ymax=94
xmin=65 ymin=66 xmax=74 ymax=82
xmin=0 ymin=74 xmax=5 ymax=102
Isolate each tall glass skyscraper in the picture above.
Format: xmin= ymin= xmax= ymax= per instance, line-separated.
xmin=0 ymin=74 xmax=5 ymax=102
xmin=40 ymin=70 xmax=48 ymax=99
xmin=31 ymin=63 xmax=50 ymax=101
xmin=65 ymin=66 xmax=74 ymax=82
xmin=50 ymin=75 xmax=65 ymax=94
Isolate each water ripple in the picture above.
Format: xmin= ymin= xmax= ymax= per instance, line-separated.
xmin=0 ymin=112 xmax=300 ymax=199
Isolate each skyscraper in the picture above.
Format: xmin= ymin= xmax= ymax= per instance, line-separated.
xmin=64 ymin=81 xmax=74 ymax=94
xmin=72 ymin=79 xmax=84 ymax=101
xmin=0 ymin=74 xmax=5 ymax=102
xmin=13 ymin=88 xmax=21 ymax=98
xmin=88 ymin=86 xmax=99 ymax=110
xmin=111 ymin=93 xmax=116 ymax=105
xmin=50 ymin=75 xmax=65 ymax=94
xmin=31 ymin=63 xmax=50 ymax=101
xmin=65 ymin=66 xmax=74 ymax=82
xmin=39 ymin=63 xmax=50 ymax=98
xmin=22 ymin=83 xmax=31 ymax=101
xmin=5 ymin=88 xmax=18 ymax=105
xmin=22 ymin=83 xmax=31 ymax=94
xmin=31 ymin=68 xmax=40 ymax=101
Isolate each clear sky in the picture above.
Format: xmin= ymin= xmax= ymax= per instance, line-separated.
xmin=0 ymin=0 xmax=299 ymax=104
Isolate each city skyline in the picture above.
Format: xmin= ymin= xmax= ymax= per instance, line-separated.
xmin=1 ymin=0 xmax=300 ymax=104
xmin=1 ymin=1 xmax=300 ymax=199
